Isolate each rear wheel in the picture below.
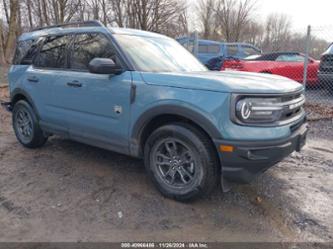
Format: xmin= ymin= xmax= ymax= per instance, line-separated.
xmin=144 ymin=123 xmax=219 ymax=201
xmin=12 ymin=100 xmax=48 ymax=148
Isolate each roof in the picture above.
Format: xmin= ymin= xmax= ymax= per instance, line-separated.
xmin=176 ymin=37 xmax=222 ymax=46
xmin=18 ymin=20 xmax=169 ymax=41
xmin=110 ymin=27 xmax=167 ymax=39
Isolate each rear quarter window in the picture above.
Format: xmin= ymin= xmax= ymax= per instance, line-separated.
xmin=13 ymin=40 xmax=34 ymax=65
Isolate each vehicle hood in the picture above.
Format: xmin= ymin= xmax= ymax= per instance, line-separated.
xmin=140 ymin=70 xmax=303 ymax=94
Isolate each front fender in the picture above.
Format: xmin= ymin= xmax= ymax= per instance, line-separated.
xmin=130 ymin=99 xmax=227 ymax=157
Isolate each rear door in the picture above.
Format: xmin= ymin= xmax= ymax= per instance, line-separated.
xmin=29 ymin=34 xmax=73 ymax=135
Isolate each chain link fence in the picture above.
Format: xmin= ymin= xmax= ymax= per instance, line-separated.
xmin=304 ymin=25 xmax=333 ymax=120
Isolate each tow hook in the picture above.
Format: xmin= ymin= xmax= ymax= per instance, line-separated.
xmin=0 ymin=101 xmax=12 ymax=112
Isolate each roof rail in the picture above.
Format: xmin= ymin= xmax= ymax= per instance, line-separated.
xmin=31 ymin=20 xmax=104 ymax=32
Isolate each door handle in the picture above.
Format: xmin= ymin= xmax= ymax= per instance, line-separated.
xmin=66 ymin=81 xmax=82 ymax=88
xmin=27 ymin=76 xmax=39 ymax=83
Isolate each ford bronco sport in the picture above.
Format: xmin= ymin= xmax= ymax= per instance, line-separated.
xmin=5 ymin=21 xmax=308 ymax=201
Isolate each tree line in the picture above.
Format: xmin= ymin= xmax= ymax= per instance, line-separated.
xmin=0 ymin=0 xmax=330 ymax=65
xmin=197 ymin=0 xmax=329 ymax=59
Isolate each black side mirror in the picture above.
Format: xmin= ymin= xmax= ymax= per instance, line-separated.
xmin=88 ymin=58 xmax=123 ymax=75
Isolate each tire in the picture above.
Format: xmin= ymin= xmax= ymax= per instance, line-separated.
xmin=12 ymin=100 xmax=48 ymax=148
xmin=144 ymin=123 xmax=219 ymax=201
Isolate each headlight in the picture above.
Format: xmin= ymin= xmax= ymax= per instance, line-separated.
xmin=235 ymin=97 xmax=282 ymax=123
xmin=232 ymin=93 xmax=305 ymax=126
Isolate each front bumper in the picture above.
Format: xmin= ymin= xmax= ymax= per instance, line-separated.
xmin=214 ymin=121 xmax=308 ymax=183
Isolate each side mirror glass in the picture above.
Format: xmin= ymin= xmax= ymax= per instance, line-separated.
xmin=88 ymin=58 xmax=123 ymax=75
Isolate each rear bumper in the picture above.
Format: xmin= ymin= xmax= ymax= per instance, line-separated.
xmin=214 ymin=122 xmax=308 ymax=183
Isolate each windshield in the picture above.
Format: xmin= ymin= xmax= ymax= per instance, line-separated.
xmin=114 ymin=34 xmax=208 ymax=72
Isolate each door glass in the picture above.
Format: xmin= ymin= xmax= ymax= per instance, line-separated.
xmin=207 ymin=45 xmax=220 ymax=54
xmin=70 ymin=33 xmax=116 ymax=71
xmin=34 ymin=35 xmax=71 ymax=68
xmin=276 ymin=54 xmax=304 ymax=62
xmin=243 ymin=46 xmax=260 ymax=56
xmin=198 ymin=45 xmax=208 ymax=53
xmin=227 ymin=45 xmax=238 ymax=57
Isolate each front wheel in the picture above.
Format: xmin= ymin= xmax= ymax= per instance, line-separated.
xmin=12 ymin=100 xmax=48 ymax=148
xmin=144 ymin=123 xmax=219 ymax=201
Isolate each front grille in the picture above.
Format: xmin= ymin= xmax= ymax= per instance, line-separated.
xmin=319 ymin=54 xmax=333 ymax=73
xmin=277 ymin=92 xmax=305 ymax=124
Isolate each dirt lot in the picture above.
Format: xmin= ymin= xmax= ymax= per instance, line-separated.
xmin=0 ymin=87 xmax=332 ymax=242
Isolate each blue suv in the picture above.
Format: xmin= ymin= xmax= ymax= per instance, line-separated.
xmin=6 ymin=21 xmax=307 ymax=201
xmin=177 ymin=37 xmax=262 ymax=70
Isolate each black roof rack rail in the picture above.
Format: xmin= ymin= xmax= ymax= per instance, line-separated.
xmin=31 ymin=20 xmax=104 ymax=32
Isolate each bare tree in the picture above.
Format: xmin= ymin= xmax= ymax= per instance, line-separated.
xmin=2 ymin=0 xmax=9 ymax=25
xmin=262 ymin=13 xmax=291 ymax=51
xmin=25 ymin=0 xmax=33 ymax=28
xmin=242 ymin=20 xmax=264 ymax=47
xmin=197 ymin=0 xmax=217 ymax=39
xmin=0 ymin=19 xmax=5 ymax=64
xmin=4 ymin=0 xmax=18 ymax=64
xmin=214 ymin=0 xmax=257 ymax=42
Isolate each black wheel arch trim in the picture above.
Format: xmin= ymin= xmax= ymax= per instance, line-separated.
xmin=130 ymin=104 xmax=222 ymax=157
xmin=11 ymin=88 xmax=40 ymax=119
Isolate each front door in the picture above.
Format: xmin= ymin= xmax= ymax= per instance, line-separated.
xmin=64 ymin=33 xmax=132 ymax=153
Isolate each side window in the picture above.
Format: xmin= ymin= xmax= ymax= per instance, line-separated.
xmin=70 ymin=33 xmax=116 ymax=71
xmin=243 ymin=46 xmax=260 ymax=56
xmin=21 ymin=38 xmax=44 ymax=65
xmin=198 ymin=44 xmax=220 ymax=54
xmin=276 ymin=54 xmax=304 ymax=62
xmin=198 ymin=44 xmax=208 ymax=53
xmin=227 ymin=45 xmax=238 ymax=57
xmin=13 ymin=40 xmax=34 ymax=65
xmin=34 ymin=35 xmax=71 ymax=68
xmin=207 ymin=45 xmax=220 ymax=54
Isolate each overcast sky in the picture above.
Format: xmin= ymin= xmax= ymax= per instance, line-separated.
xmin=258 ymin=0 xmax=332 ymax=31
xmin=189 ymin=0 xmax=333 ymax=34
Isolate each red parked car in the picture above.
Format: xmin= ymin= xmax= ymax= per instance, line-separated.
xmin=222 ymin=52 xmax=320 ymax=87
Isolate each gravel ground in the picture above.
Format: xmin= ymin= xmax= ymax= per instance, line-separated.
xmin=0 ymin=87 xmax=332 ymax=242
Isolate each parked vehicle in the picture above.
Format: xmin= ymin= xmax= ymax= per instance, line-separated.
xmin=177 ymin=37 xmax=261 ymax=70
xmin=222 ymin=52 xmax=320 ymax=87
xmin=318 ymin=43 xmax=333 ymax=93
xmin=5 ymin=21 xmax=307 ymax=201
